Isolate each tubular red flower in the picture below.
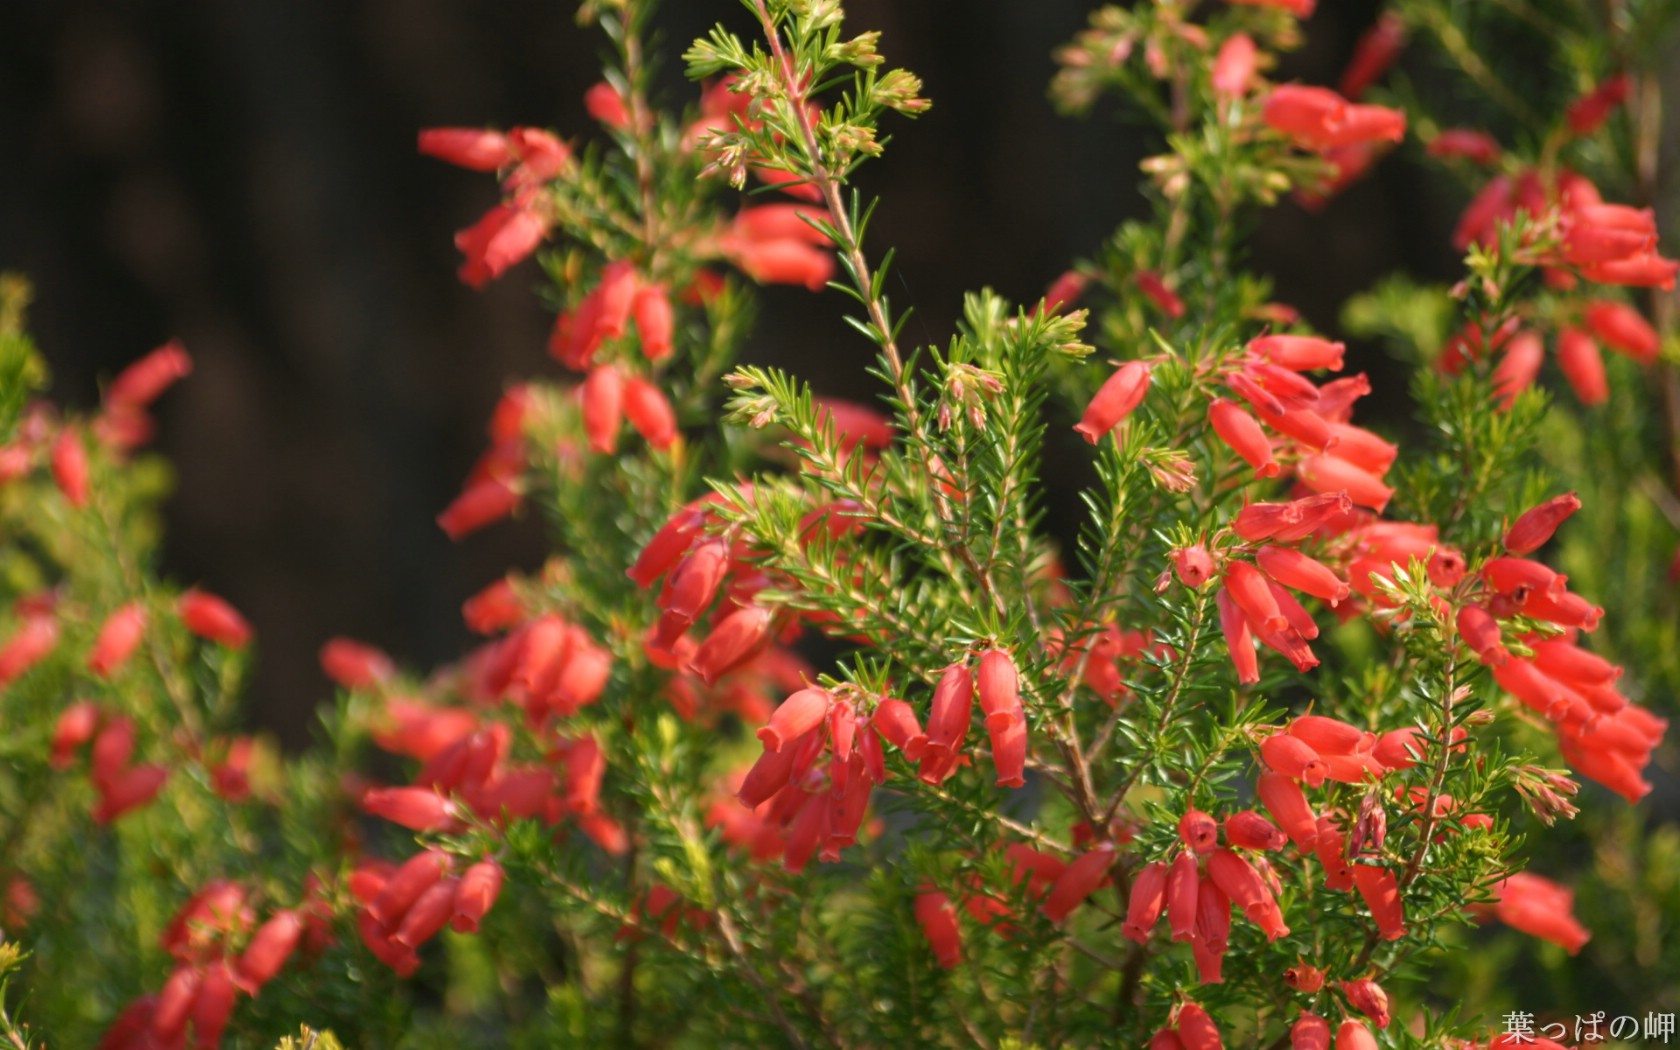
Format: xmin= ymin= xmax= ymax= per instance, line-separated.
xmin=1262 ymin=732 xmax=1329 ymax=786
xmin=1567 ymin=73 xmax=1630 ymax=135
xmin=723 ymin=235 xmax=834 ymax=290
xmin=914 ymin=891 xmax=962 ymax=968
xmin=106 ymin=340 xmax=193 ymax=412
xmin=976 ymin=647 xmax=1023 ymax=731
xmin=1150 ymin=1030 xmax=1187 ymax=1050
xmin=1263 ymin=85 xmax=1345 ymax=141
xmin=1041 ymin=269 xmax=1088 ymax=315
xmin=1043 ymin=845 xmax=1115 ymax=922
xmin=759 ymin=687 xmax=833 ymax=752
xmin=1492 ymin=329 xmax=1545 ymax=408
xmin=585 ymin=81 xmax=631 ymax=128
xmin=1258 ymin=772 xmax=1318 ymax=849
xmin=1172 ymin=545 xmax=1216 ymax=588
xmin=1122 ymin=860 xmax=1169 ymax=943
xmin=924 ymin=662 xmax=976 ymax=760
xmin=369 ymin=849 xmax=452 ymax=929
xmin=1224 ymin=810 xmax=1286 ymax=851
xmin=1223 ymin=561 xmax=1288 ymax=634
xmin=1297 ymin=455 xmax=1393 ymax=511
xmin=871 ymin=697 xmax=928 ymax=759
xmin=1251 ymin=335 xmax=1346 ymax=372
xmin=689 ymin=604 xmax=772 ymax=685
xmin=178 ymin=590 xmax=252 ymax=649
xmin=1175 ymin=1001 xmax=1224 ymax=1050
xmin=623 ymin=376 xmax=679 ymax=449
xmin=1428 ymin=127 xmax=1502 ymax=164
xmin=1167 ymin=850 xmax=1200 ymax=942
xmin=438 ymin=477 xmax=522 ymax=541
xmin=1256 ymin=546 xmax=1349 ymax=606
xmin=632 ymin=283 xmax=674 ymax=361
xmin=1290 ymin=715 xmax=1374 ymax=755
xmin=1212 ymin=33 xmax=1258 ymax=98
xmin=94 ymin=763 xmax=168 ymax=824
xmin=50 ymin=429 xmax=89 ymax=507
xmin=989 ymin=714 xmax=1029 ymax=788
xmin=1341 ymin=978 xmax=1391 ymax=1029
xmin=1351 ymin=863 xmax=1405 ymax=940
xmin=1334 ymin=1020 xmax=1379 ymax=1050
xmin=1492 ymin=872 xmax=1590 ymax=953
xmin=1179 ymin=809 xmax=1220 ymax=854
xmin=1208 ymin=398 xmax=1279 ymax=477
xmin=418 ymin=127 xmax=513 ymax=171
xmin=737 ymin=734 xmax=802 ymax=808
xmin=581 ymin=365 xmax=625 ymax=454
xmin=362 ymin=787 xmax=461 ymax=832
xmin=1074 ymin=361 xmax=1152 ymax=443
xmin=1584 ymin=300 xmax=1659 ymax=363
xmin=1291 ymin=1012 xmax=1331 ymax=1050
xmin=236 ymin=910 xmax=302 ymax=992
xmin=392 ymin=877 xmax=461 ymax=950
xmin=1339 ymin=12 xmax=1405 ymax=100
xmin=1135 ymin=271 xmax=1185 ymax=318
xmin=319 ymin=637 xmax=395 ymax=690
xmin=1557 ymin=327 xmax=1609 ymax=406
xmin=1215 ymin=589 xmax=1259 ymax=684
xmin=455 ymin=204 xmax=549 ymax=289
xmin=52 ymin=700 xmax=101 ymax=769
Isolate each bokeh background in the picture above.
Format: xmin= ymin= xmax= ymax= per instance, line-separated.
xmin=5 ymin=0 xmax=1456 ymax=746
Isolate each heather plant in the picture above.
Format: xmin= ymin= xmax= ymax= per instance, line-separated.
xmin=0 ymin=0 xmax=1677 ymax=1047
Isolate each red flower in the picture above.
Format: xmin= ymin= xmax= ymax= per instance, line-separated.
xmin=1334 ymin=1020 xmax=1378 ymax=1050
xmin=759 ymin=687 xmax=833 ymax=752
xmin=914 ymin=890 xmax=962 ymax=968
xmin=51 ymin=428 xmax=89 ymax=507
xmin=1224 ymin=810 xmax=1286 ymax=851
xmin=1074 ymin=361 xmax=1152 ymax=444
xmin=1341 ymin=977 xmax=1391 ymax=1028
xmin=1291 ymin=1012 xmax=1330 ymax=1050
xmin=1179 ymin=809 xmax=1219 ymax=854
xmin=178 ymin=590 xmax=253 ymax=649
xmin=1167 ymin=850 xmax=1199 ymax=942
xmin=1567 ymin=73 xmax=1630 ymax=135
xmin=88 ymin=603 xmax=147 ymax=678
xmin=1122 ymin=860 xmax=1169 ymax=943
xmin=1491 ymin=872 xmax=1591 ymax=953
xmin=1351 ymin=863 xmax=1405 ymax=940
xmin=581 ymin=365 xmax=625 ymax=454
xmin=1175 ymin=1001 xmax=1225 ymax=1050
xmin=437 ymin=477 xmax=522 ymax=541
xmin=1212 ymin=34 xmax=1258 ymax=99
xmin=418 ymin=127 xmax=513 ymax=171
xmin=1209 ymin=398 xmax=1279 ymax=478
xmin=454 ymin=203 xmax=550 ymax=289
xmin=362 ymin=787 xmax=461 ymax=832
xmin=623 ymin=376 xmax=679 ymax=449
xmin=1556 ymin=327 xmax=1609 ymax=405
xmin=319 ymin=637 xmax=395 ymax=689
xmin=1427 ymin=128 xmax=1501 ymax=165
xmin=236 ymin=910 xmax=303 ymax=993
xmin=585 ymin=81 xmax=631 ymax=128
xmin=1503 ymin=492 xmax=1581 ymax=555
xmin=106 ymin=340 xmax=193 ymax=413
xmin=1338 ymin=13 xmax=1405 ymax=101
xmin=1043 ymin=845 xmax=1115 ymax=922
xmin=633 ymin=283 xmax=675 ymax=361
xmin=1584 ymin=300 xmax=1659 ymax=363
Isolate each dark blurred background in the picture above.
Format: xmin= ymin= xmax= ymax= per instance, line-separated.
xmin=0 ymin=0 xmax=1454 ymax=746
